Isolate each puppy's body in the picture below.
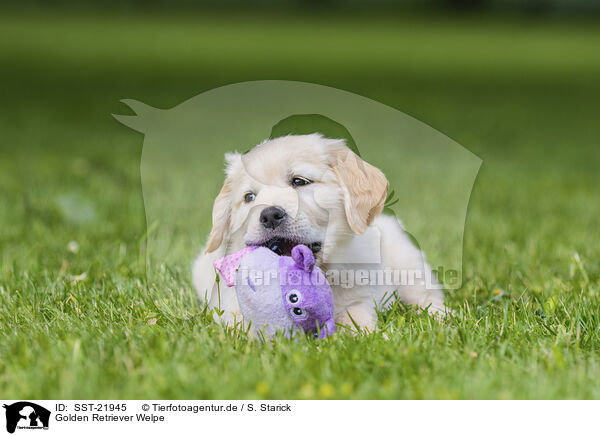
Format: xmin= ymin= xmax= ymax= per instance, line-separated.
xmin=193 ymin=134 xmax=445 ymax=331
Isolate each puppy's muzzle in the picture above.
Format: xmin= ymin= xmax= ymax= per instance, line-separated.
xmin=260 ymin=206 xmax=287 ymax=230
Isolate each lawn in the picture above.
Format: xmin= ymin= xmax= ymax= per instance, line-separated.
xmin=0 ymin=10 xmax=599 ymax=399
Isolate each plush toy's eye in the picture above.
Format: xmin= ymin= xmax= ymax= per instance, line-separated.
xmin=244 ymin=192 xmax=256 ymax=203
xmin=286 ymin=289 xmax=302 ymax=305
xmin=288 ymin=292 xmax=299 ymax=304
xmin=291 ymin=176 xmax=312 ymax=187
xmin=292 ymin=307 xmax=305 ymax=317
xmin=286 ymin=291 xmax=306 ymax=319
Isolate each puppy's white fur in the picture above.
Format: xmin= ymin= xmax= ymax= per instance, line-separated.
xmin=193 ymin=134 xmax=445 ymax=331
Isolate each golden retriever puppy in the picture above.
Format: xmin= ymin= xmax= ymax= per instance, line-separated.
xmin=192 ymin=134 xmax=446 ymax=332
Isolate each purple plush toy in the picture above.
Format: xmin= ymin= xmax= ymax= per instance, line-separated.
xmin=214 ymin=245 xmax=335 ymax=339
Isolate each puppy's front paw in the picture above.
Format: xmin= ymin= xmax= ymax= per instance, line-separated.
xmin=336 ymin=306 xmax=377 ymax=335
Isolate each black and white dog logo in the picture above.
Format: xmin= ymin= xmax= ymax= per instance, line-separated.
xmin=3 ymin=402 xmax=50 ymax=434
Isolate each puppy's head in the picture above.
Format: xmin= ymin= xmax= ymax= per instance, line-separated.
xmin=205 ymin=134 xmax=388 ymax=261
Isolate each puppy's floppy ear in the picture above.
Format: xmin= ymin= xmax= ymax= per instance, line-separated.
xmin=328 ymin=142 xmax=389 ymax=234
xmin=205 ymin=153 xmax=241 ymax=253
xmin=205 ymin=178 xmax=231 ymax=253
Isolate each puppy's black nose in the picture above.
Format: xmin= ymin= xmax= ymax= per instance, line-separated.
xmin=260 ymin=206 xmax=287 ymax=230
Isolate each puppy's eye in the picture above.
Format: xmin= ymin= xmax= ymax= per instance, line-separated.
xmin=244 ymin=192 xmax=256 ymax=203
xmin=291 ymin=176 xmax=312 ymax=187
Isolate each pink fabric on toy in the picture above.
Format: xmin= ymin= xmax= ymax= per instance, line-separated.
xmin=213 ymin=246 xmax=257 ymax=287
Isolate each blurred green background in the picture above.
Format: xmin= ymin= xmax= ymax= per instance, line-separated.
xmin=0 ymin=1 xmax=599 ymax=399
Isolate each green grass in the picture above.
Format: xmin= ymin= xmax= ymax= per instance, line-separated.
xmin=1 ymin=10 xmax=599 ymax=399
